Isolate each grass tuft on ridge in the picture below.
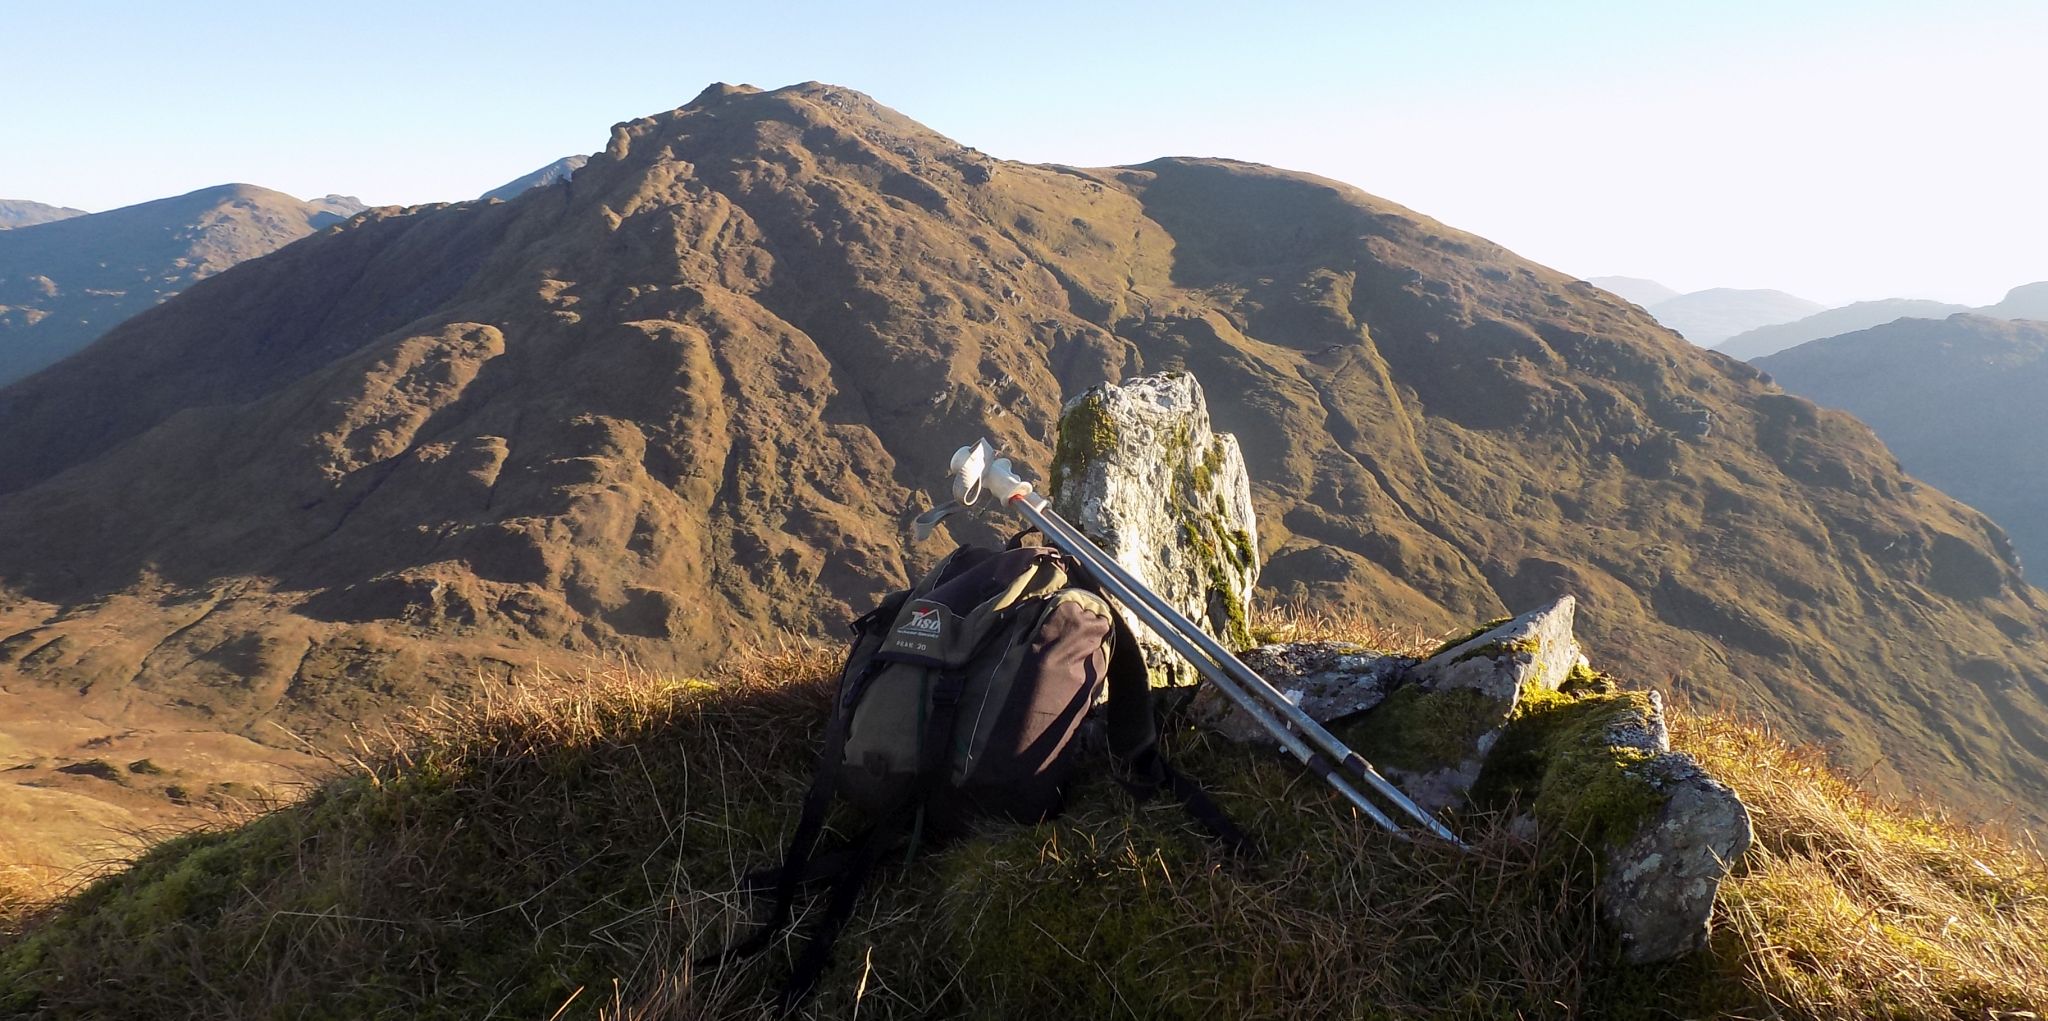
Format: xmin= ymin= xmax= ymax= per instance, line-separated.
xmin=1 ymin=619 xmax=2044 ymax=1020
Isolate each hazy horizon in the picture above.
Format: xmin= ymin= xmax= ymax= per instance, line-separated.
xmin=6 ymin=1 xmax=2043 ymax=307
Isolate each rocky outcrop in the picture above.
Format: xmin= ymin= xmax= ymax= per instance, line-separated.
xmin=1194 ymin=641 xmax=1408 ymax=744
xmin=1198 ymin=596 xmax=1751 ymax=963
xmin=1198 ymin=597 xmax=1582 ymax=812
xmin=1048 ymin=373 xmax=1259 ymax=683
xmin=1386 ymin=598 xmax=1583 ymax=811
xmin=1600 ymin=754 xmax=1752 ymax=962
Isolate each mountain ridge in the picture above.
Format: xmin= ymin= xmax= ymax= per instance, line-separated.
xmin=0 ymin=184 xmax=367 ymax=384
xmin=1 ymin=82 xmax=2044 ymax=840
xmin=481 ymin=155 xmax=590 ymax=201
xmin=1643 ymin=287 xmax=1826 ymax=346
xmin=0 ymin=200 xmax=86 ymax=230
xmin=1716 ymin=297 xmax=1974 ymax=360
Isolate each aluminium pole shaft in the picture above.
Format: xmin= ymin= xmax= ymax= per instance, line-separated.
xmin=1016 ymin=492 xmax=1465 ymax=848
xmin=1001 ymin=497 xmax=1404 ymax=835
xmin=991 ymin=497 xmax=1409 ymax=838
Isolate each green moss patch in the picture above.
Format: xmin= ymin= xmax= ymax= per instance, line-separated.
xmin=1337 ymin=684 xmax=1510 ymax=772
xmin=1472 ymin=687 xmax=1670 ymax=848
xmin=1447 ymin=635 xmax=1541 ymax=666
xmin=1048 ymin=391 xmax=1119 ymax=494
xmin=1424 ymin=618 xmax=1513 ymax=661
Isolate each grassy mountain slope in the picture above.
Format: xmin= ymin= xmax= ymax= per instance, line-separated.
xmin=1757 ymin=314 xmax=2048 ymax=575
xmin=3 ymin=640 xmax=2042 ymax=1019
xmin=1 ymin=83 xmax=2045 ymax=837
xmin=0 ymin=184 xmax=365 ymax=384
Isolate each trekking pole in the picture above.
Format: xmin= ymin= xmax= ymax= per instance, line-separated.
xmin=923 ymin=441 xmax=1465 ymax=849
xmin=1023 ymin=486 xmax=1465 ymax=848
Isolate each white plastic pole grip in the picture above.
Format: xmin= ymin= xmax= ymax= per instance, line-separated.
xmin=984 ymin=457 xmax=1035 ymax=504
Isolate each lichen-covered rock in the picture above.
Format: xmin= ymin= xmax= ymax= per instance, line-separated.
xmin=1048 ymin=373 xmax=1259 ymax=682
xmin=1349 ymin=597 xmax=1581 ymax=812
xmin=1412 ymin=595 xmax=1582 ymax=699
xmin=1190 ymin=642 xmax=1412 ymax=743
xmin=1476 ymin=675 xmax=1750 ymax=964
xmin=1601 ymin=753 xmax=1752 ymax=963
xmin=1184 ymin=593 xmax=1754 ymax=964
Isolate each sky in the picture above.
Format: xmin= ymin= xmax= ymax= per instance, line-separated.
xmin=4 ymin=0 xmax=2043 ymax=306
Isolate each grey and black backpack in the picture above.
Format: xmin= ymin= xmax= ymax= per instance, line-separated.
xmin=704 ymin=532 xmax=1246 ymax=1010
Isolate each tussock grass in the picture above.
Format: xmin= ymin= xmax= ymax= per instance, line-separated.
xmin=1 ymin=635 xmax=2043 ymax=1019
xmin=1249 ymin=603 xmax=1436 ymax=655
xmin=1678 ymin=710 xmax=2048 ymax=1018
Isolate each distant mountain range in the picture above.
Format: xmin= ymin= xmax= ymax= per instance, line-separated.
xmin=1983 ymin=281 xmax=2048 ymax=320
xmin=481 ymin=155 xmax=589 ymax=201
xmin=1587 ymin=278 xmax=1828 ymax=346
xmin=1591 ymin=274 xmax=2048 ymax=358
xmin=1718 ymin=283 xmax=2048 ymax=360
xmin=1585 ymin=276 xmax=1681 ymax=308
xmin=1757 ymin=314 xmax=2048 ymax=574
xmin=0 ymin=200 xmax=86 ymax=230
xmin=0 ymin=185 xmax=365 ymax=385
xmin=1715 ymin=299 xmax=1973 ymax=360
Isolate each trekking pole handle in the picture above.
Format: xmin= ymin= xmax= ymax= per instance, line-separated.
xmin=983 ymin=457 xmax=1035 ymax=504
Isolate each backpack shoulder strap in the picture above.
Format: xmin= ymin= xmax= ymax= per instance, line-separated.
xmin=695 ymin=587 xmax=914 ymax=972
xmin=1092 ymin=585 xmax=1256 ymax=857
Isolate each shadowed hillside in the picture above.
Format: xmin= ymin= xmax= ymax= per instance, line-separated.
xmin=0 ymin=201 xmax=85 ymax=231
xmin=1 ymin=83 xmax=2046 ymax=841
xmin=1716 ymin=298 xmax=1971 ymax=361
xmin=0 ymin=184 xmax=365 ymax=384
xmin=1758 ymin=314 xmax=2048 ymax=575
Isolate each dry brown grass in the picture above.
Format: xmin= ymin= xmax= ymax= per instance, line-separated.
xmin=1249 ymin=603 xmax=1437 ymax=656
xmin=1678 ymin=708 xmax=2048 ymax=1018
xmin=3 ymin=637 xmax=2044 ymax=1020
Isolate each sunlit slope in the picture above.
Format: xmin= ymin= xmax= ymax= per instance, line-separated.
xmin=0 ymin=82 xmax=2042 ymax=824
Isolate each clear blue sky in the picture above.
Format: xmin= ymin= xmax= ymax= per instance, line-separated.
xmin=5 ymin=0 xmax=2043 ymax=305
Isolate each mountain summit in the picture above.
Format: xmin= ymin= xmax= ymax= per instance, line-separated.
xmin=1 ymin=83 xmax=2045 ymax=828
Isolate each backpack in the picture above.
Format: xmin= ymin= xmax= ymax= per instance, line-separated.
xmin=703 ymin=533 xmax=1247 ymax=1011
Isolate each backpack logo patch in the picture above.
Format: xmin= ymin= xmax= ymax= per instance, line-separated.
xmin=898 ymin=607 xmax=944 ymax=637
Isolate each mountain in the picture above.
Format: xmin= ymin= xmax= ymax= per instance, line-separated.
xmin=1757 ymin=314 xmax=2048 ymax=574
xmin=1587 ymin=275 xmax=1681 ymax=307
xmin=1643 ymin=288 xmax=1826 ymax=346
xmin=2 ymin=83 xmax=2046 ymax=843
xmin=1716 ymin=298 xmax=1972 ymax=361
xmin=481 ymin=154 xmax=590 ymax=201
xmin=0 ymin=184 xmax=366 ymax=385
xmin=1982 ymin=281 xmax=2048 ymax=320
xmin=0 ymin=200 xmax=86 ymax=230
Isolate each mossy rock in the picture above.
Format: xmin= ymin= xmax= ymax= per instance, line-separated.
xmin=1338 ymin=684 xmax=1511 ymax=773
xmin=1048 ymin=375 xmax=1261 ymax=674
xmin=1047 ymin=391 xmax=1118 ymax=495
xmin=1473 ymin=686 xmax=1672 ymax=848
